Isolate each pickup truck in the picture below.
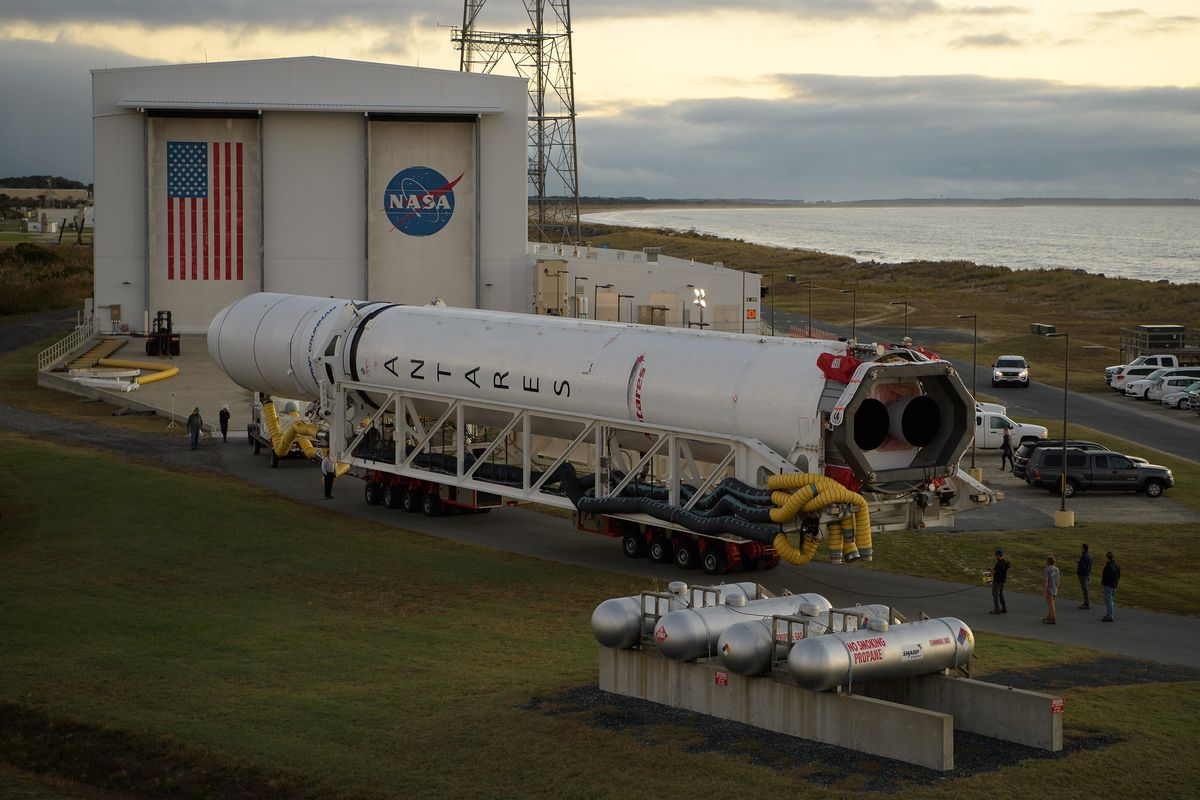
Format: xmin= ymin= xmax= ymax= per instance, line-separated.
xmin=1029 ymin=448 xmax=1174 ymax=498
xmin=974 ymin=411 xmax=1047 ymax=450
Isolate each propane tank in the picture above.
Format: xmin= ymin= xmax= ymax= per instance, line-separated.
xmin=717 ymin=603 xmax=893 ymax=676
xmin=787 ymin=617 xmax=974 ymax=692
xmin=590 ymin=582 xmax=761 ymax=650
xmin=654 ymin=593 xmax=832 ymax=662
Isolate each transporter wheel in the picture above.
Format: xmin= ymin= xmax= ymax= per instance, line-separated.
xmin=422 ymin=492 xmax=444 ymax=517
xmin=648 ymin=535 xmax=673 ymax=564
xmin=1144 ymin=479 xmax=1165 ymax=498
xmin=701 ymin=548 xmax=728 ymax=576
xmin=401 ymin=489 xmax=422 ymax=514
xmin=622 ymin=534 xmax=647 ymax=559
xmin=674 ymin=542 xmax=700 ymax=570
xmin=364 ymin=483 xmax=382 ymax=506
xmin=383 ymin=484 xmax=403 ymax=509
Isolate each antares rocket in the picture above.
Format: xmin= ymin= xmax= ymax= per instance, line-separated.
xmin=209 ymin=292 xmax=972 ymax=488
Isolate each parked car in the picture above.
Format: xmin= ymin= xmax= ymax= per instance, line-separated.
xmin=991 ymin=355 xmax=1029 ymax=388
xmin=1147 ymin=375 xmax=1200 ymax=403
xmin=1111 ymin=364 xmax=1163 ymax=393
xmin=974 ymin=411 xmax=1047 ymax=450
xmin=1160 ymin=382 xmax=1200 ymax=409
xmin=1105 ymin=354 xmax=1186 ymax=385
xmin=1013 ymin=439 xmax=1104 ymax=480
xmin=1028 ymin=448 xmax=1173 ymax=498
xmin=1125 ymin=367 xmax=1200 ymax=399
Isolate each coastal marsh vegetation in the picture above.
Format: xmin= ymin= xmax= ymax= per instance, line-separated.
xmin=2 ymin=431 xmax=1199 ymax=799
xmin=580 ymin=224 xmax=1200 ymax=393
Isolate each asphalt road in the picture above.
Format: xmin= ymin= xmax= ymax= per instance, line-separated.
xmin=214 ymin=437 xmax=1200 ymax=669
xmin=768 ymin=308 xmax=1200 ymax=463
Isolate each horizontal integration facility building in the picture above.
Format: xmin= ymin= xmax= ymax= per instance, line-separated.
xmin=92 ymin=57 xmax=529 ymax=332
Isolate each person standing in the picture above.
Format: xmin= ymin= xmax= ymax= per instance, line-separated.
xmin=1076 ymin=543 xmax=1093 ymax=609
xmin=1000 ymin=428 xmax=1014 ymax=471
xmin=186 ymin=407 xmax=203 ymax=450
xmin=1043 ymin=555 xmax=1061 ymax=624
xmin=218 ymin=404 xmax=231 ymax=443
xmin=989 ymin=548 xmax=1010 ymax=614
xmin=321 ymin=452 xmax=336 ymax=500
xmin=1101 ymin=551 xmax=1121 ymax=622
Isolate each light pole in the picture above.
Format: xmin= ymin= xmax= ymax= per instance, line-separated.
xmin=840 ymin=288 xmax=857 ymax=341
xmin=890 ymin=298 xmax=909 ymax=339
xmin=594 ymin=283 xmax=613 ymax=321
xmin=795 ymin=277 xmax=812 ymax=337
xmin=553 ymin=269 xmax=568 ymax=315
xmin=769 ymin=274 xmax=775 ymax=335
xmin=573 ymin=276 xmax=588 ymax=318
xmin=956 ymin=313 xmax=978 ymax=470
xmin=1047 ymin=331 xmax=1071 ymax=514
xmin=690 ymin=287 xmax=708 ymax=329
xmin=618 ymin=294 xmax=635 ymax=323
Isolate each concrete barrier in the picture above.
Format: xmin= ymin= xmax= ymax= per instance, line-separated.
xmin=599 ymin=647 xmax=955 ymax=771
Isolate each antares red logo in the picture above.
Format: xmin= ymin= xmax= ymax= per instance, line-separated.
xmin=655 ymin=625 xmax=668 ymax=644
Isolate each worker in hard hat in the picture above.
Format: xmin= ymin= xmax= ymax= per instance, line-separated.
xmin=187 ymin=407 xmax=203 ymax=450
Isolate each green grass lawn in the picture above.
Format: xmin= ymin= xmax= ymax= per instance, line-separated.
xmin=3 ymin=431 xmax=1200 ymax=798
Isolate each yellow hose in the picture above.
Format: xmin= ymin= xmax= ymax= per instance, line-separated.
xmin=827 ymin=521 xmax=844 ymax=564
xmin=766 ymin=473 xmax=874 ymax=563
xmin=96 ymin=358 xmax=179 ymax=385
xmin=261 ymin=396 xmax=351 ymax=476
xmin=771 ymin=531 xmax=820 ymax=565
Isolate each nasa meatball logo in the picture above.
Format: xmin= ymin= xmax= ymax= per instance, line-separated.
xmin=384 ymin=166 xmax=464 ymax=236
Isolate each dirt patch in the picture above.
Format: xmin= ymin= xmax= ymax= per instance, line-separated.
xmin=0 ymin=704 xmax=334 ymax=800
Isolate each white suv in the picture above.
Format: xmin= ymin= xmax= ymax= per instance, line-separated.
xmin=991 ymin=355 xmax=1029 ymax=388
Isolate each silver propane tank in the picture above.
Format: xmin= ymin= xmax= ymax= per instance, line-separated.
xmin=787 ymin=617 xmax=974 ymax=692
xmin=590 ymin=581 xmax=761 ymax=649
xmin=717 ymin=603 xmax=893 ymax=676
xmin=654 ymin=593 xmax=832 ymax=662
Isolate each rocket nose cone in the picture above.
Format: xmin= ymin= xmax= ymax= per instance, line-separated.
xmin=718 ymin=620 xmax=773 ymax=676
xmin=207 ymin=300 xmax=235 ymax=368
xmin=590 ymin=597 xmax=643 ymax=649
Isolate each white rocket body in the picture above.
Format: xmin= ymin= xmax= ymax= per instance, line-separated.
xmin=207 ymin=293 xmax=973 ymax=486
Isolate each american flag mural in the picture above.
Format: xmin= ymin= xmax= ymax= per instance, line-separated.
xmin=166 ymin=141 xmax=244 ymax=281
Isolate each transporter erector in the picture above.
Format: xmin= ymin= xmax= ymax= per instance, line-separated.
xmin=208 ymin=292 xmax=991 ymax=572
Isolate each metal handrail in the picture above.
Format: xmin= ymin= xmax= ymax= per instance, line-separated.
xmin=37 ymin=316 xmax=99 ymax=371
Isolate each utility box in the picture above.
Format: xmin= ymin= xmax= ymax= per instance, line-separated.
xmin=1030 ymin=323 xmax=1056 ymax=336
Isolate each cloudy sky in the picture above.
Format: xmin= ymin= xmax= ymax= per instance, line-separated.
xmin=1 ymin=1 xmax=1198 ymax=200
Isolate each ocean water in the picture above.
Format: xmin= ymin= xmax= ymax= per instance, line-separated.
xmin=582 ymin=205 xmax=1200 ymax=284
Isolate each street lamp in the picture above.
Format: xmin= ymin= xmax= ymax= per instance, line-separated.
xmin=840 ymin=288 xmax=857 ymax=341
xmin=890 ymin=298 xmax=909 ymax=339
xmin=573 ymin=276 xmax=589 ymax=318
xmin=618 ymin=294 xmax=635 ymax=323
xmin=795 ymin=279 xmax=813 ymax=337
xmin=690 ymin=287 xmax=708 ymax=329
xmin=768 ymin=274 xmax=775 ymax=336
xmin=553 ymin=269 xmax=569 ymax=315
xmin=956 ymin=313 xmax=978 ymax=470
xmin=1047 ymin=331 xmax=1071 ymax=514
xmin=594 ymin=283 xmax=613 ymax=321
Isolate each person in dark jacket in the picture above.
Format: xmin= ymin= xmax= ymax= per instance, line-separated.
xmin=1077 ymin=543 xmax=1093 ymax=609
xmin=1101 ymin=551 xmax=1121 ymax=622
xmin=1000 ymin=429 xmax=1014 ymax=471
xmin=186 ymin=407 xmax=202 ymax=450
xmin=989 ymin=548 xmax=1010 ymax=614
xmin=219 ymin=403 xmax=231 ymax=443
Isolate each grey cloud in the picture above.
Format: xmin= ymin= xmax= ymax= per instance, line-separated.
xmin=949 ymin=32 xmax=1023 ymax=47
xmin=954 ymin=6 xmax=1029 ymax=15
xmin=1 ymin=1 xmax=949 ymax=30
xmin=578 ymin=75 xmax=1200 ymax=200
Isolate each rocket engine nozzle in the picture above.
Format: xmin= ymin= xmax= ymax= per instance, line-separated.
xmin=888 ymin=395 xmax=941 ymax=448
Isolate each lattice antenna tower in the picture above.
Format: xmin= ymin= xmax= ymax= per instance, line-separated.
xmin=453 ymin=1 xmax=582 ymax=243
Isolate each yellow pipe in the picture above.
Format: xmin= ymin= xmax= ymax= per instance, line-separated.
xmin=827 ymin=521 xmax=844 ymax=564
xmin=771 ymin=531 xmax=820 ymax=565
xmin=261 ymin=397 xmax=351 ymax=476
xmin=96 ymin=357 xmax=179 ymax=385
xmin=766 ymin=473 xmax=874 ymax=563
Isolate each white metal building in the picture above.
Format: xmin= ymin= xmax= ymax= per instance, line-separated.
xmin=92 ymin=57 xmax=529 ymax=333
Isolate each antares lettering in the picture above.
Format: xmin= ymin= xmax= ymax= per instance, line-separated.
xmin=370 ymin=355 xmax=571 ymax=401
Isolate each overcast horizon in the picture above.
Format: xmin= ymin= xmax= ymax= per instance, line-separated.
xmin=1 ymin=1 xmax=1197 ymax=201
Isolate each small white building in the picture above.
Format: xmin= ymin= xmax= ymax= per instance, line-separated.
xmin=528 ymin=243 xmax=763 ymax=334
xmin=92 ymin=57 xmax=529 ymax=332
